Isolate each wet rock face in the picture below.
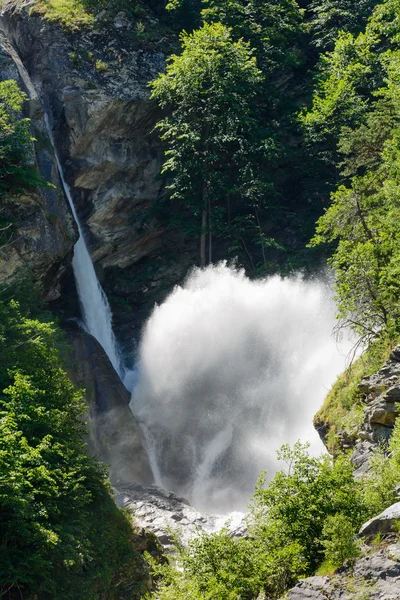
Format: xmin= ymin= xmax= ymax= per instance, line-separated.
xmin=66 ymin=326 xmax=154 ymax=486
xmin=1 ymin=2 xmax=196 ymax=345
xmin=0 ymin=43 xmax=76 ymax=299
xmin=286 ymin=543 xmax=400 ymax=600
xmin=351 ymin=347 xmax=400 ymax=475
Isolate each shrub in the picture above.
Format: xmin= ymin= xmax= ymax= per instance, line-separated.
xmin=321 ymin=513 xmax=361 ymax=568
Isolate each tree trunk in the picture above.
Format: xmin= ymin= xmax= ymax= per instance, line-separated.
xmin=255 ymin=208 xmax=266 ymax=265
xmin=208 ymin=195 xmax=212 ymax=264
xmin=200 ymin=207 xmax=207 ymax=267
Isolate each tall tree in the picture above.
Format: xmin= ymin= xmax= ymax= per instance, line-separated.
xmin=309 ymin=0 xmax=379 ymax=51
xmin=150 ymin=22 xmax=263 ymax=266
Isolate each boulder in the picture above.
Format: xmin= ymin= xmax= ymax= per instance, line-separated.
xmin=359 ymin=502 xmax=400 ymax=537
xmin=286 ymin=576 xmax=333 ymax=599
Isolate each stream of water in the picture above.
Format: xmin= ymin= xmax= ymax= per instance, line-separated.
xmin=44 ymin=115 xmax=124 ymax=379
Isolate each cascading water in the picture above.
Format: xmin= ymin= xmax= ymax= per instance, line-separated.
xmin=44 ymin=115 xmax=123 ymax=378
xmin=130 ymin=263 xmax=354 ymax=512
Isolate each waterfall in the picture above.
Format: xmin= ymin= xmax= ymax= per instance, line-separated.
xmin=44 ymin=115 xmax=124 ymax=379
xmin=131 ymin=263 xmax=354 ymax=512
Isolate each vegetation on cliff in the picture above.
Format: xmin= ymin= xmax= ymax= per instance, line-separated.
xmin=0 ymin=287 xmax=150 ymax=599
xmin=0 ymin=80 xmax=45 ymax=199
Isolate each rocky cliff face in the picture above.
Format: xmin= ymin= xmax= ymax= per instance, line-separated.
xmin=0 ymin=13 xmax=156 ymax=488
xmin=315 ymin=346 xmax=400 ymax=476
xmin=0 ymin=40 xmax=76 ymax=299
xmin=350 ymin=347 xmax=400 ymax=476
xmin=0 ymin=1 xmax=197 ymax=350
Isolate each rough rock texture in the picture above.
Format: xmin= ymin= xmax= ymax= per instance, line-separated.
xmin=285 ymin=542 xmax=400 ymax=600
xmin=66 ymin=326 xmax=154 ymax=486
xmin=115 ymin=483 xmax=246 ymax=550
xmin=0 ymin=40 xmax=76 ymax=299
xmin=0 ymin=2 xmax=196 ymax=347
xmin=351 ymin=346 xmax=400 ymax=475
xmin=359 ymin=502 xmax=400 ymax=538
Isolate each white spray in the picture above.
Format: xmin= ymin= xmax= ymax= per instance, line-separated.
xmin=44 ymin=115 xmax=123 ymax=378
xmin=131 ymin=263 xmax=354 ymax=512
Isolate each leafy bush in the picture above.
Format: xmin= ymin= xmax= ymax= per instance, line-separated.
xmin=34 ymin=0 xmax=95 ymax=28
xmin=321 ymin=513 xmax=361 ymax=567
xmin=361 ymin=416 xmax=400 ymax=515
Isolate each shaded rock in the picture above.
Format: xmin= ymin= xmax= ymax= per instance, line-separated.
xmin=66 ymin=326 xmax=154 ymax=486
xmin=359 ymin=502 xmax=400 ymax=538
xmin=313 ymin=416 xmax=330 ymax=448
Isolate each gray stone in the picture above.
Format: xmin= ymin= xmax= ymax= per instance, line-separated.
xmin=359 ymin=502 xmax=400 ymax=537
xmin=353 ymin=552 xmax=400 ymax=578
xmin=284 ymin=544 xmax=400 ymax=600
xmin=286 ymin=576 xmax=333 ymax=600
xmin=114 ymin=483 xmax=246 ymax=550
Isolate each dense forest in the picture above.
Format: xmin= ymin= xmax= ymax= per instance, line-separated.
xmin=3 ymin=0 xmax=400 ymax=598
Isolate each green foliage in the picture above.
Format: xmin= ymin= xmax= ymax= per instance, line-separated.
xmin=0 ymin=80 xmax=45 ymax=197
xmin=147 ymin=530 xmax=268 ymax=600
xmin=361 ymin=417 xmax=400 ymax=515
xmin=250 ymin=442 xmax=367 ymax=573
xmin=304 ymin=0 xmax=400 ymax=339
xmin=201 ymin=0 xmax=305 ymax=74
xmin=321 ymin=513 xmax=361 ymax=567
xmin=309 ymin=0 xmax=379 ymax=51
xmin=34 ymin=0 xmax=95 ymax=28
xmin=0 ymin=296 xmax=148 ymax=599
xmin=150 ymin=22 xmax=267 ymax=265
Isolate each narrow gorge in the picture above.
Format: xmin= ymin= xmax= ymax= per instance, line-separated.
xmin=3 ymin=0 xmax=400 ymax=599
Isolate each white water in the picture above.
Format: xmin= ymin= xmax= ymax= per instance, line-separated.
xmin=131 ymin=263 xmax=354 ymax=512
xmin=44 ymin=115 xmax=123 ymax=378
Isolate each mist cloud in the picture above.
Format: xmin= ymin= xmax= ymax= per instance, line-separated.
xmin=130 ymin=263 xmax=353 ymax=512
